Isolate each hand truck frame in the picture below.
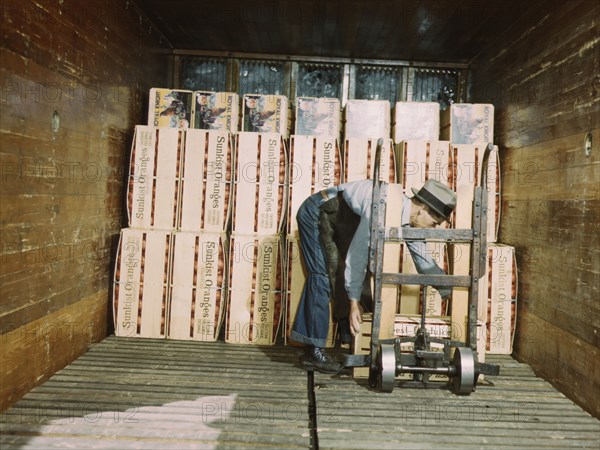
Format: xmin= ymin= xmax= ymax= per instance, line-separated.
xmin=344 ymin=139 xmax=500 ymax=395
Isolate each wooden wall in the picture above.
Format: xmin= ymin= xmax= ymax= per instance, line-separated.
xmin=471 ymin=0 xmax=599 ymax=417
xmin=0 ymin=0 xmax=171 ymax=410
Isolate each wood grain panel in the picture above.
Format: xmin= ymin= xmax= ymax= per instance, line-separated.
xmin=514 ymin=310 xmax=600 ymax=418
xmin=0 ymin=0 xmax=171 ymax=411
xmin=0 ymin=292 xmax=108 ymax=411
xmin=471 ymin=0 xmax=599 ymax=417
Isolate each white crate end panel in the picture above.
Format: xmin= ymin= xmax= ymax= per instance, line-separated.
xmin=288 ymin=136 xmax=342 ymax=239
xmin=226 ymin=234 xmax=284 ymax=345
xmin=343 ymin=138 xmax=396 ymax=183
xmin=295 ymin=97 xmax=341 ymax=137
xmin=440 ymin=103 xmax=494 ymax=145
xmin=168 ymin=232 xmax=227 ymax=341
xmin=113 ymin=229 xmax=171 ymax=339
xmin=392 ymin=102 xmax=440 ymax=143
xmin=481 ymin=244 xmax=518 ymax=354
xmin=127 ymin=126 xmax=181 ymax=230
xmin=179 ymin=129 xmax=233 ymax=232
xmin=396 ymin=141 xmax=452 ymax=193
xmin=233 ymin=133 xmax=288 ymax=234
xmin=452 ymin=144 xmax=500 ymax=241
xmin=344 ymin=99 xmax=391 ymax=140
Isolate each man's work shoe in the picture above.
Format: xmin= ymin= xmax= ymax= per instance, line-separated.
xmin=300 ymin=346 xmax=343 ymax=374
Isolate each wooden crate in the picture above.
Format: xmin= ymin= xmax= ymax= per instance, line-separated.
xmin=343 ymin=137 xmax=396 ymax=183
xmin=192 ymin=91 xmax=239 ymax=133
xmin=242 ymin=94 xmax=291 ymax=138
xmin=344 ymin=99 xmax=391 ymax=140
xmin=112 ymin=228 xmax=171 ymax=339
xmin=179 ymin=129 xmax=233 ymax=232
xmin=127 ymin=126 xmax=181 ymax=230
xmin=232 ymin=132 xmax=288 ymax=234
xmin=480 ymin=244 xmax=518 ymax=354
xmin=395 ymin=140 xmax=452 ymax=192
xmin=287 ymin=135 xmax=342 ymax=240
xmin=440 ymin=103 xmax=494 ymax=145
xmin=392 ymin=102 xmax=440 ymax=143
xmin=226 ymin=233 xmax=284 ymax=345
xmin=168 ymin=231 xmax=228 ymax=341
xmin=284 ymin=237 xmax=336 ymax=348
xmin=352 ymin=314 xmax=486 ymax=381
xmin=294 ymin=97 xmax=341 ymax=137
xmin=148 ymin=88 xmax=193 ymax=128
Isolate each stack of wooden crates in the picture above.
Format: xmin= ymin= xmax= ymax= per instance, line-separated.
xmin=112 ymin=89 xmax=517 ymax=363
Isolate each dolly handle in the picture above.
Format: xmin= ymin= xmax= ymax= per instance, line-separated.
xmin=480 ymin=143 xmax=495 ymax=190
xmin=373 ymin=138 xmax=384 ymax=184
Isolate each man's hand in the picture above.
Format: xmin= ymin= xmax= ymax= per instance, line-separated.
xmin=349 ymin=300 xmax=364 ymax=336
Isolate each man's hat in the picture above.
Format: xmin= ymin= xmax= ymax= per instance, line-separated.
xmin=411 ymin=179 xmax=457 ymax=221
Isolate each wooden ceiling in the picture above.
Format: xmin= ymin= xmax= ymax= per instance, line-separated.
xmin=134 ymin=0 xmax=548 ymax=64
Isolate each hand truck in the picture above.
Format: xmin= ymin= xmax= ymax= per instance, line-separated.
xmin=344 ymin=139 xmax=500 ymax=395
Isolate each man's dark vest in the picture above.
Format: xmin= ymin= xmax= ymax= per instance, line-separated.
xmin=318 ymin=193 xmax=373 ymax=319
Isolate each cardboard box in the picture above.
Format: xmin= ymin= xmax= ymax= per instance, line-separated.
xmin=232 ymin=132 xmax=288 ymax=234
xmin=193 ymin=91 xmax=240 ymax=133
xmin=242 ymin=94 xmax=290 ymax=137
xmin=344 ymin=99 xmax=391 ymax=139
xmin=343 ymin=137 xmax=396 ymax=183
xmin=451 ymin=144 xmax=501 ymax=241
xmin=440 ymin=103 xmax=494 ymax=145
xmin=127 ymin=126 xmax=181 ymax=230
xmin=148 ymin=88 xmax=193 ymax=129
xmin=287 ymin=135 xmax=342 ymax=240
xmin=295 ymin=97 xmax=341 ymax=137
xmin=168 ymin=231 xmax=227 ymax=341
xmin=352 ymin=314 xmax=486 ymax=380
xmin=179 ymin=129 xmax=233 ymax=232
xmin=113 ymin=228 xmax=172 ymax=339
xmin=395 ymin=140 xmax=452 ymax=193
xmin=285 ymin=238 xmax=336 ymax=347
xmin=392 ymin=102 xmax=440 ymax=142
xmin=480 ymin=244 xmax=518 ymax=354
xmin=226 ymin=234 xmax=284 ymax=345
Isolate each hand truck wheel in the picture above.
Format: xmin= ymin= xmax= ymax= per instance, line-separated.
xmin=378 ymin=343 xmax=396 ymax=393
xmin=452 ymin=346 xmax=476 ymax=395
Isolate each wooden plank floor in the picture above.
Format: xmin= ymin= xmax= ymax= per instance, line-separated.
xmin=1 ymin=337 xmax=598 ymax=449
xmin=314 ymin=353 xmax=600 ymax=449
xmin=0 ymin=336 xmax=312 ymax=449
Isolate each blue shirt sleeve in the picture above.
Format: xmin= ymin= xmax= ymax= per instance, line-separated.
xmin=344 ymin=213 xmax=371 ymax=300
xmin=405 ymin=239 xmax=451 ymax=298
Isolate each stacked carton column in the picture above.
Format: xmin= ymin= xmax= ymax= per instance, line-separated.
xmin=114 ymin=87 xmax=237 ymax=342
xmin=169 ymin=129 xmax=233 ymax=341
xmin=113 ymin=126 xmax=183 ymax=339
xmin=442 ymin=103 xmax=516 ymax=354
xmin=226 ymin=131 xmax=287 ymax=345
